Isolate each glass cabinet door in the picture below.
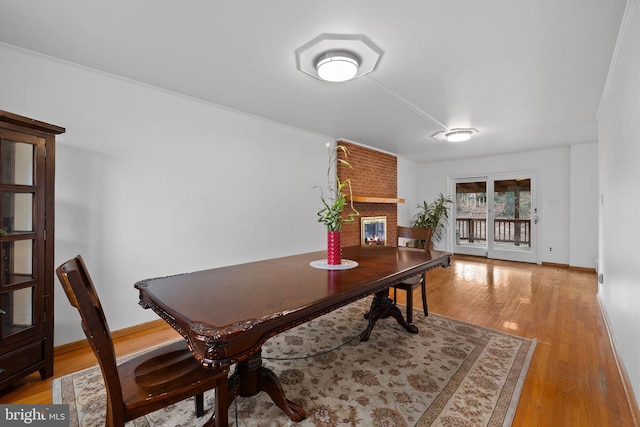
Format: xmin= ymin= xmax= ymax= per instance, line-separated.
xmin=0 ymin=136 xmax=41 ymax=344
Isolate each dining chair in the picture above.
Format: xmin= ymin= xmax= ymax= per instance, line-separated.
xmin=392 ymin=226 xmax=433 ymax=323
xmin=56 ymin=255 xmax=228 ymax=427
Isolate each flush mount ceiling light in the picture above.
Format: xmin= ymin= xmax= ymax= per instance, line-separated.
xmin=431 ymin=128 xmax=479 ymax=142
xmin=295 ymin=34 xmax=382 ymax=82
xmin=315 ymin=51 xmax=360 ymax=82
xmin=445 ymin=130 xmax=473 ymax=142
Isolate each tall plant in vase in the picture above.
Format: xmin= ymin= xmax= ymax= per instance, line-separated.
xmin=316 ymin=143 xmax=359 ymax=265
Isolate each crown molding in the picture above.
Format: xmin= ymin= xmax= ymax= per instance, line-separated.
xmin=597 ymin=0 xmax=638 ymax=119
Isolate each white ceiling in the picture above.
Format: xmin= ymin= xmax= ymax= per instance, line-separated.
xmin=0 ymin=0 xmax=627 ymax=163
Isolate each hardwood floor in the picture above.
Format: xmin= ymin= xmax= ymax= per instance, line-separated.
xmin=0 ymin=255 xmax=637 ymax=426
xmin=422 ymin=255 xmax=638 ymax=426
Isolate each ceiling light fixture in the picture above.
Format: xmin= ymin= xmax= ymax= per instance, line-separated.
xmin=445 ymin=130 xmax=473 ymax=142
xmin=295 ymin=34 xmax=382 ymax=82
xmin=431 ymin=128 xmax=478 ymax=142
xmin=315 ymin=51 xmax=360 ymax=82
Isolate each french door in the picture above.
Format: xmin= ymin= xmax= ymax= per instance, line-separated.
xmin=452 ymin=173 xmax=538 ymax=263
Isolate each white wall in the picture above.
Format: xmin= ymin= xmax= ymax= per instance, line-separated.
xmin=570 ymin=143 xmax=599 ymax=269
xmin=0 ymin=43 xmax=333 ymax=345
xmin=416 ymin=145 xmax=598 ymax=266
xmin=597 ymin=0 xmax=640 ymax=402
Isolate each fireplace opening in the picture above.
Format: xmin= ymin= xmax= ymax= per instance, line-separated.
xmin=361 ymin=216 xmax=387 ymax=246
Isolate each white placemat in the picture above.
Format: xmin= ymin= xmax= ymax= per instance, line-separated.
xmin=309 ymin=259 xmax=359 ymax=270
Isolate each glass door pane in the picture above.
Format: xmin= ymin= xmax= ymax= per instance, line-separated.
xmin=1 ymin=140 xmax=34 ymax=185
xmin=2 ymin=192 xmax=34 ymax=233
xmin=488 ymin=174 xmax=537 ymax=263
xmin=1 ymin=240 xmax=34 ymax=287
xmin=0 ymin=287 xmax=34 ymax=339
xmin=454 ymin=180 xmax=488 ymax=257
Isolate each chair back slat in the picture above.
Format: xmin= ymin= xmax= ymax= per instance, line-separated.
xmin=56 ymin=256 xmax=124 ymax=410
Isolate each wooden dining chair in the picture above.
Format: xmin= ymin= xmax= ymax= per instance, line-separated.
xmin=392 ymin=226 xmax=433 ymax=323
xmin=56 ymin=255 xmax=228 ymax=427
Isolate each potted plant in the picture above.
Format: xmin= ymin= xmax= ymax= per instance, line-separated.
xmin=412 ymin=192 xmax=453 ymax=248
xmin=316 ymin=143 xmax=359 ymax=264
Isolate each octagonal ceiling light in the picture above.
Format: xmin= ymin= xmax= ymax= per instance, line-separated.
xmin=431 ymin=128 xmax=479 ymax=142
xmin=295 ymin=34 xmax=382 ymax=82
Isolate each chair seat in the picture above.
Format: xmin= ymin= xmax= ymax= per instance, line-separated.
xmin=392 ymin=273 xmax=427 ymax=324
xmin=118 ymin=340 xmax=225 ymax=419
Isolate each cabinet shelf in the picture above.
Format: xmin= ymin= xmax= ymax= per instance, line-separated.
xmin=350 ymin=196 xmax=405 ymax=204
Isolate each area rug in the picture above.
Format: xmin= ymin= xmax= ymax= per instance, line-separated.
xmin=53 ymin=298 xmax=536 ymax=426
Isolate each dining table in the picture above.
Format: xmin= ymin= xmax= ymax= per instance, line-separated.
xmin=135 ymin=244 xmax=450 ymax=427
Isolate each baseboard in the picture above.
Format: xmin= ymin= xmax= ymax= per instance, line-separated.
xmin=597 ymin=294 xmax=640 ymax=426
xmin=568 ymin=265 xmax=597 ymax=274
xmin=540 ymin=262 xmax=569 ymax=268
xmin=54 ymin=319 xmax=168 ymax=356
xmin=539 ymin=262 xmax=596 ymax=273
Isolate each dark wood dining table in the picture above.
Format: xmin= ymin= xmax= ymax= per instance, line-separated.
xmin=135 ymin=245 xmax=450 ymax=427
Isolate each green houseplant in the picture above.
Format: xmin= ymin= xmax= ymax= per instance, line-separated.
xmin=316 ymin=143 xmax=359 ymax=264
xmin=412 ymin=192 xmax=453 ymax=247
xmin=316 ymin=143 xmax=359 ymax=231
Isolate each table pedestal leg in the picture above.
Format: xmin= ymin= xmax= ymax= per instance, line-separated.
xmin=361 ymin=290 xmax=419 ymax=341
xmin=205 ymin=350 xmax=306 ymax=426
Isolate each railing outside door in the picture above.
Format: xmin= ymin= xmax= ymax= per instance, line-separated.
xmin=456 ymin=218 xmax=531 ymax=246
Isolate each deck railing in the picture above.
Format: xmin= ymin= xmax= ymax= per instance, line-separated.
xmin=456 ymin=218 xmax=531 ymax=247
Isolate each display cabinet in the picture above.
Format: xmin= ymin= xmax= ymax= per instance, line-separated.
xmin=0 ymin=111 xmax=64 ymax=390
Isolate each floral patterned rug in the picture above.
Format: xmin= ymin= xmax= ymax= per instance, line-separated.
xmin=53 ymin=298 xmax=536 ymax=426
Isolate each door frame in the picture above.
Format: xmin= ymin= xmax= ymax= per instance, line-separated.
xmin=448 ymin=171 xmax=539 ymax=264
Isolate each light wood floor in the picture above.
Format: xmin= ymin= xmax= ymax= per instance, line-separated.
xmin=0 ymin=255 xmax=638 ymax=426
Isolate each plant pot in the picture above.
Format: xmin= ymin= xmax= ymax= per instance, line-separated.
xmin=327 ymin=231 xmax=342 ymax=265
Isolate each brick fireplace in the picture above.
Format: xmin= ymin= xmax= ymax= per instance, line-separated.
xmin=336 ymin=141 xmax=403 ymax=247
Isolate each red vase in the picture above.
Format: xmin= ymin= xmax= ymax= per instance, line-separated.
xmin=327 ymin=231 xmax=342 ymax=265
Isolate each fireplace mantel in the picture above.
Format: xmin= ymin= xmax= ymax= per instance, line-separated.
xmin=350 ymin=196 xmax=405 ymax=204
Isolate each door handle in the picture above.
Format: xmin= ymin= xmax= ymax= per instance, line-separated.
xmin=534 ymin=216 xmax=539 ymax=224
